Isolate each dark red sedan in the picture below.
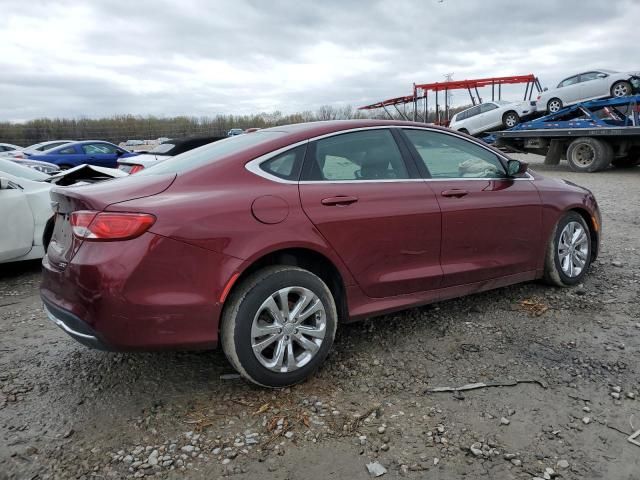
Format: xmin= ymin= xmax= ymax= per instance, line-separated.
xmin=41 ymin=120 xmax=601 ymax=387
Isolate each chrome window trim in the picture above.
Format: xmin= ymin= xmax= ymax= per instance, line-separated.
xmin=244 ymin=125 xmax=534 ymax=184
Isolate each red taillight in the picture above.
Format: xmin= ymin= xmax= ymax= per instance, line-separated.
xmin=129 ymin=165 xmax=145 ymax=174
xmin=70 ymin=210 xmax=155 ymax=241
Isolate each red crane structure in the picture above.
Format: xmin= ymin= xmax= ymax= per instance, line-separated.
xmin=359 ymin=74 xmax=542 ymax=126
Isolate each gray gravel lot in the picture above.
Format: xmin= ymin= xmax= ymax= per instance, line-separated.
xmin=1 ymin=154 xmax=639 ymax=480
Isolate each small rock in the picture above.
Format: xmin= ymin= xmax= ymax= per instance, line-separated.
xmin=582 ymin=417 xmax=591 ymax=424
xmin=500 ymin=417 xmax=510 ymax=426
xmin=220 ymin=373 xmax=241 ymax=380
xmin=582 ymin=406 xmax=591 ymax=413
xmin=611 ymin=392 xmax=621 ymax=400
xmin=611 ymin=260 xmax=623 ymax=267
xmin=284 ymin=431 xmax=294 ymax=439
xmin=380 ymin=443 xmax=389 ymax=451
xmin=503 ymin=453 xmax=517 ymax=460
xmin=366 ymin=461 xmax=387 ymax=477
xmin=433 ymin=458 xmax=439 ymax=466
xmin=557 ymin=459 xmax=570 ymax=469
xmin=378 ymin=426 xmax=386 ymax=434
xmin=612 ymin=386 xmax=622 ymax=393
xmin=510 ymin=459 xmax=522 ymax=467
xmin=470 ymin=443 xmax=483 ymax=457
xmin=626 ymin=392 xmax=636 ymax=399
xmin=221 ymin=458 xmax=231 ymax=465
xmin=181 ymin=446 xmax=195 ymax=453
xmin=359 ymin=435 xmax=367 ymax=446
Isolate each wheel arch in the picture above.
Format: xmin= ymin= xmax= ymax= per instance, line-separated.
xmin=222 ymin=246 xmax=350 ymax=326
xmin=567 ymin=207 xmax=599 ymax=262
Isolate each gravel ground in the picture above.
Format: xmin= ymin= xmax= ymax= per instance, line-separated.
xmin=1 ymin=154 xmax=639 ymax=480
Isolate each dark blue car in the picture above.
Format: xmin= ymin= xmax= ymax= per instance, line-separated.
xmin=28 ymin=140 xmax=137 ymax=169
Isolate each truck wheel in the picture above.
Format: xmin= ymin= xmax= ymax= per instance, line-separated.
xmin=547 ymin=98 xmax=563 ymax=113
xmin=502 ymin=111 xmax=520 ymax=129
xmin=611 ymin=81 xmax=632 ymax=97
xmin=566 ymin=137 xmax=613 ymax=172
xmin=221 ymin=266 xmax=337 ymax=387
xmin=544 ymin=211 xmax=592 ymax=287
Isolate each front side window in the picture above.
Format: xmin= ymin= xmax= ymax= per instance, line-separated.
xmin=480 ymin=103 xmax=499 ymax=113
xmin=83 ymin=143 xmax=118 ymax=154
xmin=579 ymin=72 xmax=601 ymax=82
xmin=303 ymin=129 xmax=409 ymax=181
xmin=403 ymin=129 xmax=507 ymax=179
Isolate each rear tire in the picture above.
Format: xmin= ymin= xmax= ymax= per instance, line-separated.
xmin=221 ymin=266 xmax=337 ymax=387
xmin=547 ymin=98 xmax=563 ymax=113
xmin=611 ymin=80 xmax=632 ymax=98
xmin=566 ymin=137 xmax=613 ymax=172
xmin=502 ymin=111 xmax=520 ymax=129
xmin=544 ymin=211 xmax=592 ymax=287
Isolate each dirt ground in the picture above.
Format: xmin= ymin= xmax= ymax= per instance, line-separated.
xmin=1 ymin=154 xmax=639 ymax=480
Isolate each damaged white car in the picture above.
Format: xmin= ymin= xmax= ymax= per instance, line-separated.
xmin=0 ymin=159 xmax=126 ymax=264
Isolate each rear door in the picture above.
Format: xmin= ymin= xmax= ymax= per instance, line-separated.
xmin=0 ymin=179 xmax=34 ymax=262
xmin=299 ymin=128 xmax=442 ymax=297
xmin=401 ymin=128 xmax=541 ymax=287
xmin=476 ymin=103 xmax=502 ymax=132
xmin=556 ymin=75 xmax=582 ymax=104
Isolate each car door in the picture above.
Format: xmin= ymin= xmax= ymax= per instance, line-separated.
xmin=401 ymin=128 xmax=541 ymax=287
xmin=556 ymin=75 xmax=582 ymax=104
xmin=578 ymin=71 xmax=609 ymax=100
xmin=477 ymin=103 xmax=502 ymax=131
xmin=0 ymin=177 xmax=34 ymax=262
xmin=81 ymin=142 xmax=120 ymax=167
xmin=463 ymin=105 xmax=483 ymax=134
xmin=299 ymin=128 xmax=442 ymax=298
xmin=47 ymin=144 xmax=82 ymax=167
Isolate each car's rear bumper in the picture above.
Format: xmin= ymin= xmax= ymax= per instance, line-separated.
xmin=40 ymin=232 xmax=243 ymax=351
xmin=42 ymin=297 xmax=111 ymax=350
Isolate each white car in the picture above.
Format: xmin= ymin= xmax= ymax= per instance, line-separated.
xmin=0 ymin=143 xmax=22 ymax=156
xmin=7 ymin=140 xmax=74 ymax=159
xmin=0 ymin=159 xmax=127 ymax=263
xmin=0 ymin=159 xmax=54 ymax=263
xmin=536 ymin=69 xmax=640 ymax=114
xmin=448 ymin=100 xmax=536 ymax=136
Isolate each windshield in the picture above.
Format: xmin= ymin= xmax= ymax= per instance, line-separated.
xmin=137 ymin=131 xmax=287 ymax=176
xmin=599 ymin=69 xmax=618 ymax=74
xmin=149 ymin=143 xmax=175 ymax=154
xmin=494 ymin=100 xmax=513 ymax=106
xmin=0 ymin=158 xmax=49 ymax=181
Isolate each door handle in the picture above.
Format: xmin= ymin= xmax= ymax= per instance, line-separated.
xmin=441 ymin=189 xmax=469 ymax=198
xmin=321 ymin=196 xmax=359 ymax=206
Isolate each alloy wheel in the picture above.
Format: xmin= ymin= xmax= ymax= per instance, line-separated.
xmin=548 ymin=100 xmax=562 ymax=113
xmin=612 ymin=83 xmax=629 ymax=97
xmin=251 ymin=286 xmax=327 ymax=373
xmin=505 ymin=114 xmax=518 ymax=128
xmin=557 ymin=221 xmax=589 ymax=278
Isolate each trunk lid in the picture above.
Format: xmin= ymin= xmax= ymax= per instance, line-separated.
xmin=46 ymin=173 xmax=175 ymax=270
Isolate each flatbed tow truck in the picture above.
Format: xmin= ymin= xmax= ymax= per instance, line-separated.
xmin=494 ymin=95 xmax=640 ymax=172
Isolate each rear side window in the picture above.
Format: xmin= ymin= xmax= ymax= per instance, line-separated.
xmin=57 ymin=146 xmax=76 ymax=154
xmin=403 ymin=129 xmax=507 ymax=179
xmin=137 ymin=131 xmax=286 ymax=176
xmin=259 ymin=145 xmax=306 ymax=181
xmin=558 ymin=76 xmax=578 ymax=88
xmin=303 ymin=129 xmax=409 ymax=181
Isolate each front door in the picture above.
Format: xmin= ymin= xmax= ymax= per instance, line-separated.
xmin=299 ymin=128 xmax=442 ymax=298
xmin=82 ymin=142 xmax=119 ymax=167
xmin=401 ymin=128 xmax=542 ymax=287
xmin=0 ymin=180 xmax=34 ymax=262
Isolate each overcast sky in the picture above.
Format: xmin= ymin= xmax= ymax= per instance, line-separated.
xmin=2 ymin=0 xmax=639 ymax=122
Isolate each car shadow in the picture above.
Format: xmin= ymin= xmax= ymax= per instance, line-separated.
xmin=0 ymin=259 xmax=42 ymax=280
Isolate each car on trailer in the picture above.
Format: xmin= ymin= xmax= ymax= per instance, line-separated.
xmin=449 ymin=100 xmax=536 ymax=136
xmin=494 ymin=95 xmax=640 ymax=172
xmin=536 ymin=69 xmax=640 ymax=114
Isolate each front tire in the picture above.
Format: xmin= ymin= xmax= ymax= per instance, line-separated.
xmin=221 ymin=266 xmax=337 ymax=387
xmin=547 ymin=98 xmax=563 ymax=113
xmin=502 ymin=111 xmax=520 ymax=129
xmin=611 ymin=80 xmax=632 ymax=98
xmin=544 ymin=212 xmax=592 ymax=287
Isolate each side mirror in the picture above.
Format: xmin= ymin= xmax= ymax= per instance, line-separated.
xmin=507 ymin=159 xmax=528 ymax=176
xmin=543 ymin=87 xmax=548 ymax=92
xmin=116 ymin=150 xmax=125 ymax=156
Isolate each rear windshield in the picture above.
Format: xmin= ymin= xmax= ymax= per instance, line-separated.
xmin=136 ymin=131 xmax=286 ymax=175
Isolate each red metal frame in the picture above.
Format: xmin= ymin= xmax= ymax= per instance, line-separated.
xmin=360 ymin=74 xmax=542 ymax=126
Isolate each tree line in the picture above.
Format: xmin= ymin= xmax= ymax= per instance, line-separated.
xmin=0 ymin=104 xmax=471 ymax=146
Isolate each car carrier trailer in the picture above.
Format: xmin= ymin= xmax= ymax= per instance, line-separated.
xmin=494 ymin=95 xmax=640 ymax=172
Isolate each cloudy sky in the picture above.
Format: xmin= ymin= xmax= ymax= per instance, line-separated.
xmin=2 ymin=0 xmax=639 ymax=121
